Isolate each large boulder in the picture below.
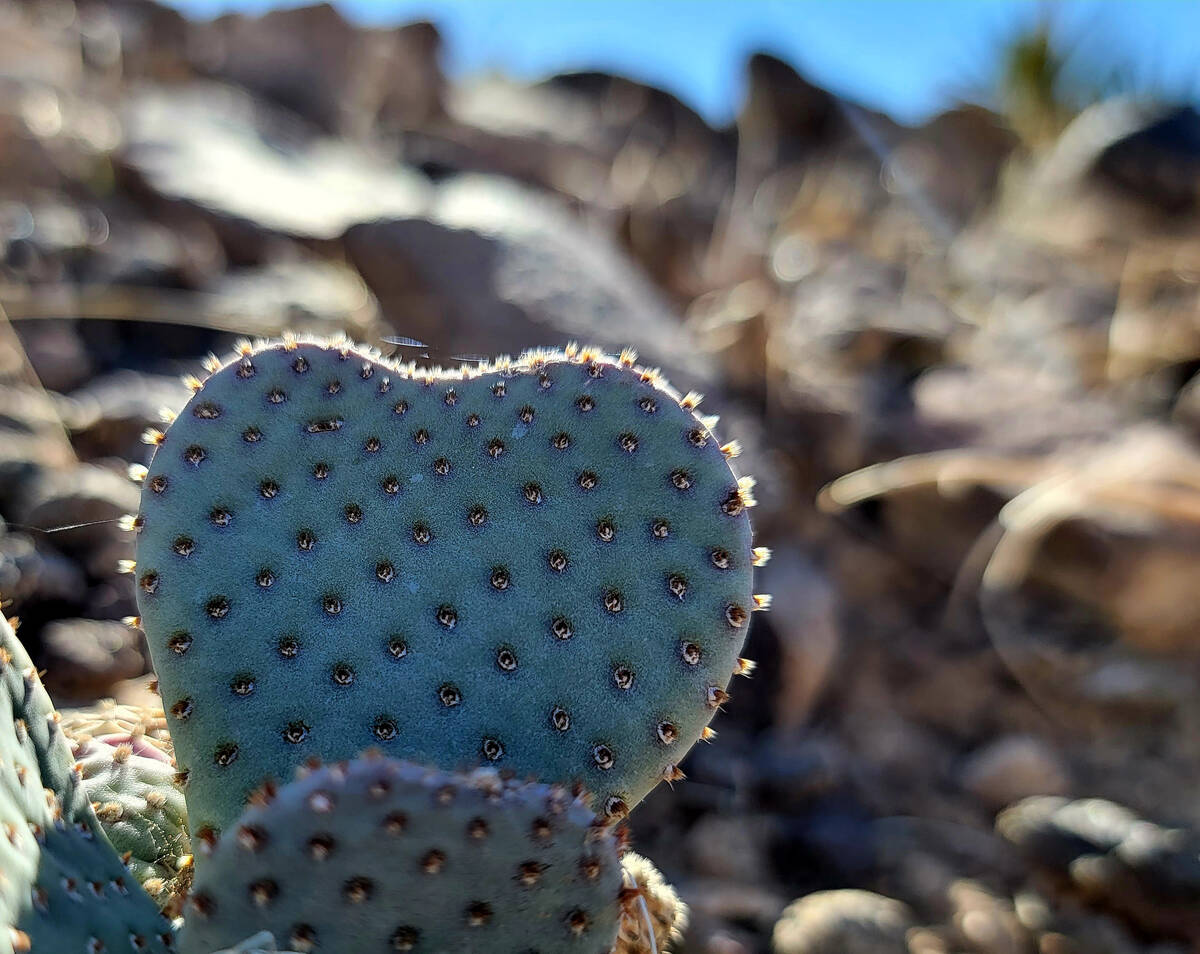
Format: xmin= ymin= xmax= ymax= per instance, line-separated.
xmin=344 ymin=175 xmax=716 ymax=390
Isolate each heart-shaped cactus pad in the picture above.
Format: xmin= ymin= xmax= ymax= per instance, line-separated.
xmin=135 ymin=338 xmax=759 ymax=841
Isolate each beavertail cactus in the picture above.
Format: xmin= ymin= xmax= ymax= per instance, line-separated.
xmin=179 ymin=753 xmax=624 ymax=954
xmin=73 ymin=735 xmax=191 ymax=913
xmin=134 ymin=339 xmax=764 ymax=844
xmin=0 ymin=615 xmax=174 ymax=954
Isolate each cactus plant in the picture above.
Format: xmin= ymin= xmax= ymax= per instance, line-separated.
xmin=0 ymin=337 xmax=760 ymax=954
xmin=61 ymin=699 xmax=174 ymax=762
xmin=72 ymin=734 xmax=192 ymax=914
xmin=179 ymin=752 xmax=625 ymax=954
xmin=0 ymin=614 xmax=175 ymax=954
xmin=133 ymin=338 xmax=764 ymax=846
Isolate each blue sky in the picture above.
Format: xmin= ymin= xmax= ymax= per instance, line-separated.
xmin=164 ymin=1 xmax=1200 ymax=126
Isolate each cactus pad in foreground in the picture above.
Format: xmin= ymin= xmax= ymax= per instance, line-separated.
xmin=135 ymin=339 xmax=760 ymax=841
xmin=179 ymin=753 xmax=624 ymax=954
xmin=73 ymin=734 xmax=191 ymax=913
xmin=0 ymin=615 xmax=174 ymax=954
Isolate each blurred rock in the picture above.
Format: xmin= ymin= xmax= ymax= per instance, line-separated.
xmin=998 ymin=796 xmax=1200 ymax=943
xmin=687 ymin=879 xmax=788 ymax=936
xmin=947 ymin=880 xmax=1029 ymax=954
xmin=13 ymin=317 xmax=93 ymax=392
xmin=120 ymin=84 xmax=431 ymax=240
xmin=901 ymin=107 xmax=1018 ymax=228
xmin=960 ymin=737 xmax=1071 ymax=810
xmin=193 ymin=4 xmax=444 ymax=138
xmin=13 ymin=462 xmax=139 ymax=563
xmin=0 ymin=5 xmax=84 ymax=90
xmin=0 ymin=530 xmax=46 ymax=603
xmin=0 ymin=382 xmax=76 ymax=509
xmin=756 ymin=245 xmax=960 ymax=480
xmin=767 ymin=799 xmax=883 ymax=894
xmin=444 ymin=70 xmax=737 ymax=302
xmin=739 ymin=54 xmax=893 ymax=176
xmin=1106 ymin=259 xmax=1200 ymax=387
xmin=0 ymin=530 xmax=86 ymax=608
xmin=536 ymin=71 xmax=737 ymax=299
xmin=912 ymin=362 xmax=1123 ymax=454
xmin=873 ymin=815 xmax=1024 ymax=915
xmin=85 ymin=577 xmax=138 ymax=622
xmin=1085 ymin=102 xmax=1200 ymax=217
xmin=760 ymin=549 xmax=840 ymax=730
xmin=344 ymin=175 xmax=716 ymax=390
xmin=771 ymin=890 xmax=914 ymax=954
xmin=755 ymin=734 xmax=853 ymax=813
xmin=1013 ymin=888 xmax=1188 ymax=954
xmin=58 ymin=370 xmax=193 ymax=461
xmin=108 ymin=2 xmax=182 ymax=75
xmin=77 ymin=209 xmax=226 ymax=289
xmin=687 ymin=815 xmax=772 ymax=883
xmin=39 ymin=617 xmax=146 ymax=702
xmin=1007 ymin=99 xmax=1200 ymax=253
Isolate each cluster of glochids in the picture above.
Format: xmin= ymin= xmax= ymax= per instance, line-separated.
xmin=3 ymin=336 xmax=766 ymax=953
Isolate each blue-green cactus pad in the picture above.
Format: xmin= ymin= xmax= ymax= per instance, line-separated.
xmin=74 ymin=735 xmax=190 ymax=908
xmin=179 ymin=754 xmax=623 ymax=954
xmin=136 ymin=340 xmax=756 ymax=840
xmin=0 ymin=616 xmax=175 ymax=954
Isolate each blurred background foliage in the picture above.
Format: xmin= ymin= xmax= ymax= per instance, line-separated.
xmin=2 ymin=1 xmax=1200 ymax=953
xmin=990 ymin=12 xmax=1195 ymax=147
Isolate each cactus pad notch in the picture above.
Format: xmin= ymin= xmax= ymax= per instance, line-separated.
xmin=179 ymin=753 xmax=624 ymax=954
xmin=135 ymin=338 xmax=762 ymax=842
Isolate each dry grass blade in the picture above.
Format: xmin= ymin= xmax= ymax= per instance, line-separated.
xmin=818 ymin=449 xmax=1047 ymax=512
xmin=0 ymin=283 xmax=384 ymax=340
xmin=0 ymin=300 xmax=77 ymax=463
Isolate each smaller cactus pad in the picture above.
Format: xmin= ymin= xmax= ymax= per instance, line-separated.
xmin=136 ymin=339 xmax=761 ymax=841
xmin=179 ymin=754 xmax=624 ymax=954
xmin=0 ymin=616 xmax=174 ymax=954
xmin=74 ymin=735 xmax=191 ymax=913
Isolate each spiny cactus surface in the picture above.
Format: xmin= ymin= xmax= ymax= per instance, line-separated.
xmin=0 ymin=615 xmax=174 ymax=954
xmin=61 ymin=699 xmax=174 ymax=761
xmin=179 ymin=754 xmax=624 ymax=954
xmin=74 ymin=735 xmax=191 ymax=912
xmin=136 ymin=339 xmax=759 ymax=842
